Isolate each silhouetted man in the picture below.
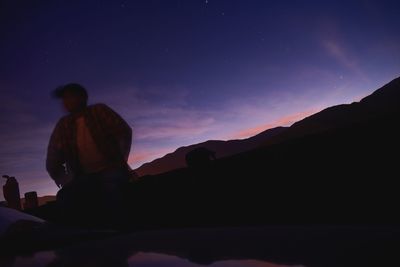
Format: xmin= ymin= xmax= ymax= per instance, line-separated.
xmin=46 ymin=83 xmax=132 ymax=224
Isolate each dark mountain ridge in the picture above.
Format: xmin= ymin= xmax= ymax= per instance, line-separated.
xmin=136 ymin=77 xmax=400 ymax=177
xmin=259 ymin=76 xmax=400 ymax=147
xmin=135 ymin=126 xmax=287 ymax=176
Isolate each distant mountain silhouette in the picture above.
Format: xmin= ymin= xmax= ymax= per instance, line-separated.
xmin=135 ymin=77 xmax=400 ymax=177
xmin=135 ymin=126 xmax=287 ymax=176
xmin=258 ymin=76 xmax=400 ymax=147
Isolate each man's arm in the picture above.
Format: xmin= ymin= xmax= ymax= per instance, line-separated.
xmin=46 ymin=119 xmax=70 ymax=187
xmin=97 ymin=104 xmax=132 ymax=162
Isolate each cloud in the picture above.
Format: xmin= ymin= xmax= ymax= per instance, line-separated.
xmin=321 ymin=39 xmax=365 ymax=79
xmin=113 ymin=79 xmax=362 ymax=169
xmin=91 ymin=86 xmax=220 ymax=140
xmin=135 ymin=117 xmax=216 ymax=140
xmin=316 ymin=18 xmax=369 ymax=82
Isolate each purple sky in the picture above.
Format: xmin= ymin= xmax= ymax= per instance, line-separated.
xmin=1 ymin=0 xmax=399 ymax=199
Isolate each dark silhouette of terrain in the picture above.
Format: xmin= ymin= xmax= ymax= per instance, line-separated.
xmin=259 ymin=76 xmax=400 ymax=147
xmin=29 ymin=76 xmax=400 ymax=228
xmin=185 ymin=147 xmax=216 ymax=167
xmin=29 ymin=195 xmax=56 ymax=207
xmin=135 ymin=126 xmax=287 ymax=176
xmin=134 ymin=76 xmax=400 ymax=177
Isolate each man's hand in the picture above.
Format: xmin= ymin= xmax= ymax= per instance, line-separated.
xmin=54 ymin=173 xmax=73 ymax=188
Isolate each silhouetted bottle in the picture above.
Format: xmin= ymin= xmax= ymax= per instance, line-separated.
xmin=24 ymin=191 xmax=39 ymax=210
xmin=2 ymin=175 xmax=22 ymax=210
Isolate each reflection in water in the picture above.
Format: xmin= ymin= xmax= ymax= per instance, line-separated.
xmin=6 ymin=251 xmax=302 ymax=267
xmin=1 ymin=226 xmax=399 ymax=267
xmin=127 ymin=252 xmax=304 ymax=267
xmin=3 ymin=251 xmax=56 ymax=267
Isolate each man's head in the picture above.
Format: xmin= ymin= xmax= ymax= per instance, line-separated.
xmin=52 ymin=83 xmax=88 ymax=113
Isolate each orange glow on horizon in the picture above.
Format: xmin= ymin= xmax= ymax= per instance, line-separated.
xmin=231 ymin=108 xmax=318 ymax=140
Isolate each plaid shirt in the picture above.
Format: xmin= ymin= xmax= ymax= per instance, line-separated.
xmin=46 ymin=103 xmax=132 ymax=182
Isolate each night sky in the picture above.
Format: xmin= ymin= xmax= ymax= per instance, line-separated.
xmin=1 ymin=0 xmax=399 ymax=199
